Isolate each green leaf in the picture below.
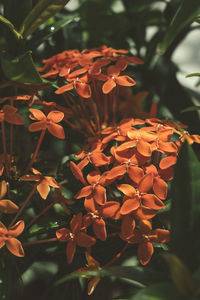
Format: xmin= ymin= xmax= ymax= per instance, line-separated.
xmin=186 ymin=73 xmax=200 ymax=78
xmin=27 ymin=13 xmax=79 ymax=48
xmin=181 ymin=106 xmax=200 ymax=113
xmin=130 ymin=282 xmax=182 ymax=300
xmin=0 ymin=15 xmax=22 ymax=40
xmin=171 ymin=142 xmax=200 ymax=269
xmin=55 ymin=265 xmax=166 ymax=287
xmin=0 ymin=51 xmax=43 ymax=84
xmin=157 ymin=0 xmax=200 ymax=55
xmin=20 ymin=0 xmax=71 ymax=38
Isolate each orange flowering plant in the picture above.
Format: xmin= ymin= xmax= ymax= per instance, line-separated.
xmin=0 ymin=1 xmax=200 ymax=299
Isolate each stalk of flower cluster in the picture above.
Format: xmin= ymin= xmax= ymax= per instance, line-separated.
xmin=26 ymin=129 xmax=46 ymax=172
xmin=9 ymin=183 xmax=39 ymax=227
xmin=25 ymin=199 xmax=59 ymax=230
xmin=1 ymin=120 xmax=9 ymax=177
xmin=23 ymin=237 xmax=57 ymax=246
xmin=79 ymin=97 xmax=96 ymax=135
xmin=103 ymin=243 xmax=129 ymax=268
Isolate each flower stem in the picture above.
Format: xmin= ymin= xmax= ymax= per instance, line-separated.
xmin=26 ymin=129 xmax=46 ymax=172
xmin=9 ymin=184 xmax=38 ymax=227
xmin=25 ymin=199 xmax=58 ymax=230
xmin=103 ymin=243 xmax=128 ymax=268
xmin=23 ymin=237 xmax=57 ymax=246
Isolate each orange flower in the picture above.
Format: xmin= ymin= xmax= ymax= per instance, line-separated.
xmin=0 ymin=180 xmax=19 ymax=214
xmin=0 ymin=220 xmax=25 ymax=257
xmin=102 ymin=65 xmax=136 ymax=94
xmin=73 ymin=252 xmax=101 ymax=295
xmin=0 ymin=105 xmax=24 ymax=125
xmin=56 ymin=213 xmax=96 ymax=263
xmin=20 ymin=168 xmax=60 ymax=199
xmin=29 ymin=109 xmax=65 ymax=139
xmin=126 ymin=220 xmax=170 ymax=265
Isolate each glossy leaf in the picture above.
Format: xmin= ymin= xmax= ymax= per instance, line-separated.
xmin=131 ymin=282 xmax=182 ymax=300
xmin=20 ymin=0 xmax=71 ymax=38
xmin=0 ymin=15 xmax=22 ymax=40
xmin=0 ymin=51 xmax=43 ymax=84
xmin=157 ymin=0 xmax=200 ymax=55
xmin=181 ymin=106 xmax=200 ymax=113
xmin=171 ymin=142 xmax=200 ymax=269
xmin=186 ymin=73 xmax=200 ymax=78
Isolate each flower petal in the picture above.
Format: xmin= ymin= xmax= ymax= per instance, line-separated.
xmin=47 ymin=110 xmax=64 ymax=123
xmin=93 ymin=185 xmax=106 ymax=205
xmin=142 ymin=194 xmax=165 ymax=210
xmin=121 ymin=215 xmax=135 ymax=238
xmin=76 ymin=186 xmax=93 ymax=199
xmin=0 ymin=200 xmax=19 ymax=214
xmin=37 ymin=182 xmax=50 ymax=199
xmin=76 ymin=232 xmax=96 ymax=247
xmin=102 ymin=79 xmax=116 ymax=94
xmin=153 ymin=177 xmax=167 ymax=200
xmin=137 ymin=139 xmax=152 ymax=157
xmin=47 ymin=123 xmax=65 ymax=139
xmin=75 ymin=82 xmax=91 ymax=98
xmin=138 ymin=239 xmax=153 ymax=265
xmin=66 ymin=241 xmax=76 ymax=263
xmin=138 ymin=173 xmax=153 ymax=193
xmin=115 ymin=75 xmax=136 ymax=87
xmin=8 ymin=220 xmax=24 ymax=236
xmin=29 ymin=109 xmax=46 ymax=120
xmin=70 ymin=161 xmax=87 ymax=185
xmin=117 ymin=184 xmax=136 ymax=197
xmin=100 ymin=201 xmax=120 ymax=218
xmin=6 ymin=238 xmax=24 ymax=257
xmin=93 ymin=218 xmax=107 ymax=241
xmin=120 ymin=198 xmax=140 ymax=215
xmin=128 ymin=166 xmax=144 ymax=185
xmin=56 ymin=228 xmax=70 ymax=241
xmin=29 ymin=121 xmax=47 ymax=132
xmin=55 ymin=82 xmax=74 ymax=94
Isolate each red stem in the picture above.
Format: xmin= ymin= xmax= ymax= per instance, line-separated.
xmin=23 ymin=237 xmax=57 ymax=246
xmin=1 ymin=121 xmax=9 ymax=177
xmin=9 ymin=184 xmax=38 ymax=227
xmin=26 ymin=129 xmax=46 ymax=172
xmin=103 ymin=243 xmax=128 ymax=268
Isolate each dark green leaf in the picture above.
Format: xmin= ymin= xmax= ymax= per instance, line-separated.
xmin=181 ymin=106 xmax=200 ymax=113
xmin=130 ymin=282 xmax=182 ymax=300
xmin=27 ymin=13 xmax=79 ymax=48
xmin=0 ymin=15 xmax=22 ymax=40
xmin=171 ymin=142 xmax=200 ymax=269
xmin=20 ymin=0 xmax=71 ymax=38
xmin=157 ymin=0 xmax=200 ymax=55
xmin=55 ymin=265 xmax=166 ymax=287
xmin=0 ymin=51 xmax=43 ymax=84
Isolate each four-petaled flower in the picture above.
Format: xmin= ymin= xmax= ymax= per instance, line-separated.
xmin=0 ymin=220 xmax=25 ymax=257
xmin=56 ymin=212 xmax=96 ymax=263
xmin=29 ymin=109 xmax=65 ymax=139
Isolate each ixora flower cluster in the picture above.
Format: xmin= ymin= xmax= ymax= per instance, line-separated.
xmin=57 ymin=117 xmax=193 ymax=267
xmin=1 ymin=45 xmax=200 ymax=295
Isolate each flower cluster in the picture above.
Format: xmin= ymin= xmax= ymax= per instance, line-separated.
xmin=56 ymin=116 xmax=200 ymax=266
xmin=38 ymin=45 xmax=144 ymax=135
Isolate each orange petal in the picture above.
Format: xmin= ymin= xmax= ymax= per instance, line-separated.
xmin=159 ymin=155 xmax=177 ymax=169
xmin=75 ymin=82 xmax=91 ymax=98
xmin=56 ymin=228 xmax=70 ymax=241
xmin=45 ymin=177 xmax=60 ymax=188
xmin=5 ymin=113 xmax=24 ymax=125
xmin=150 ymin=229 xmax=170 ymax=243
xmin=88 ymin=277 xmax=101 ymax=295
xmin=138 ymin=173 xmax=153 ymax=193
xmin=55 ymin=82 xmax=74 ymax=94
xmin=102 ymin=79 xmax=116 ymax=94
xmin=47 ymin=123 xmax=65 ymax=139
xmin=153 ymin=177 xmax=167 ymax=200
xmin=0 ymin=238 xmax=5 ymax=248
xmin=76 ymin=186 xmax=93 ymax=199
xmin=87 ymin=170 xmax=101 ymax=185
xmin=127 ymin=229 xmax=142 ymax=244
xmin=29 ymin=121 xmax=47 ymax=132
xmin=47 ymin=110 xmax=64 ymax=123
xmin=71 ymin=212 xmax=82 ymax=234
xmin=121 ymin=215 xmax=135 ymax=238
xmin=37 ymin=182 xmax=50 ymax=199
xmin=0 ymin=200 xmax=19 ymax=214
xmin=84 ymin=196 xmax=96 ymax=212
xmin=120 ymin=198 xmax=140 ymax=215
xmin=128 ymin=166 xmax=144 ymax=184
xmin=138 ymin=239 xmax=153 ymax=265
xmin=29 ymin=109 xmax=46 ymax=120
xmin=115 ymin=75 xmax=136 ymax=86
xmin=100 ymin=201 xmax=120 ymax=218
xmin=70 ymin=161 xmax=87 ymax=185
xmin=90 ymin=153 xmax=112 ymax=167
xmin=76 ymin=232 xmax=96 ymax=247
xmin=117 ymin=184 xmax=136 ymax=197
xmin=142 ymin=194 xmax=165 ymax=210
xmin=106 ymin=165 xmax=126 ymax=180
xmin=134 ymin=207 xmax=156 ymax=220
xmin=137 ymin=139 xmax=152 ymax=157
xmin=93 ymin=185 xmax=106 ymax=205
xmin=66 ymin=241 xmax=76 ymax=263
xmin=158 ymin=141 xmax=178 ymax=153
xmin=8 ymin=220 xmax=24 ymax=236
xmin=6 ymin=238 xmax=24 ymax=257
xmin=0 ymin=180 xmax=7 ymax=199
xmin=93 ymin=218 xmax=107 ymax=241
xmin=139 ymin=219 xmax=152 ymax=234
